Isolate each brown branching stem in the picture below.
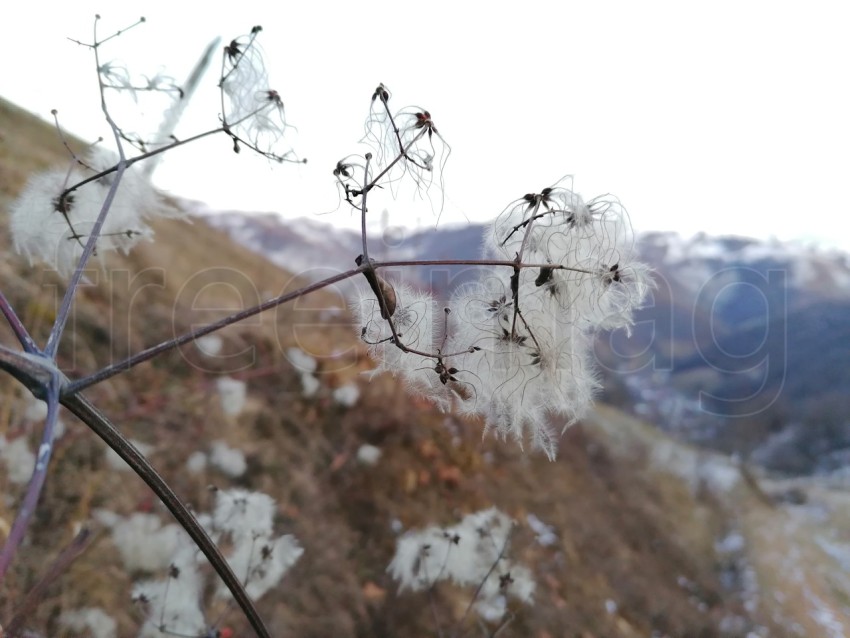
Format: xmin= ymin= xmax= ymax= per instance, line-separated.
xmin=348 ymin=127 xmax=428 ymax=203
xmin=62 ymin=265 xmax=366 ymax=395
xmin=62 ymin=256 xmax=587 ymax=397
xmin=360 ymin=153 xmax=373 ymax=262
xmin=510 ymin=201 xmax=541 ymax=340
xmin=373 ymin=259 xmax=592 ymax=273
xmin=0 ymin=291 xmax=37 ymax=353
xmin=57 ymin=126 xmax=223 ymax=205
xmin=60 ymin=392 xmax=271 ymax=638
xmin=0 ymin=371 xmax=61 ymax=581
xmin=44 ymin=16 xmax=131 ymax=359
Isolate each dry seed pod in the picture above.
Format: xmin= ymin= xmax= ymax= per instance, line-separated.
xmin=375 ymin=276 xmax=397 ymax=319
xmin=356 ymin=255 xmax=397 ymax=319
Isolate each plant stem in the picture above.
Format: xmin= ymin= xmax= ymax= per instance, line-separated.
xmin=0 ymin=290 xmax=37 ymax=353
xmin=0 ymin=372 xmax=61 ymax=581
xmin=62 ymin=265 xmax=365 ymax=395
xmin=45 ymin=24 xmax=131 ymax=359
xmin=44 ymin=157 xmax=126 ymax=358
xmin=60 ymin=392 xmax=271 ymax=638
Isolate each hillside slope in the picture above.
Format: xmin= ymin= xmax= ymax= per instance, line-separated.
xmin=207 ymin=210 xmax=850 ymax=476
xmin=1 ymin=96 xmax=849 ymax=637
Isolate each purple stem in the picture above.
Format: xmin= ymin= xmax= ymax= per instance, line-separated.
xmin=44 ymin=160 xmax=126 ymax=358
xmin=62 ymin=264 xmax=365 ymax=395
xmin=0 ymin=372 xmax=60 ymax=580
xmin=0 ymin=290 xmax=37 ymax=353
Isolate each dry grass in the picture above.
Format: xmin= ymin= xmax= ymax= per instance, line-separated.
xmin=2 ymin=95 xmax=843 ymax=637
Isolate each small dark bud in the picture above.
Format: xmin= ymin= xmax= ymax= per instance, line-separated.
xmin=535 ymin=266 xmax=555 ymax=287
xmin=604 ymin=263 xmax=621 ymax=285
xmin=251 ymin=25 xmax=263 ymax=33
xmin=53 ymin=194 xmax=74 ymax=215
xmin=140 ymin=16 xmax=146 ymax=22
xmin=365 ymin=152 xmax=372 ymax=160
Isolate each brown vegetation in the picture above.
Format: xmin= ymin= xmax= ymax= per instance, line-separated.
xmin=2 ymin=96 xmax=848 ymax=637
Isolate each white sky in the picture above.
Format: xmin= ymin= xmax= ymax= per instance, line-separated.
xmin=4 ymin=1 xmax=849 ymax=249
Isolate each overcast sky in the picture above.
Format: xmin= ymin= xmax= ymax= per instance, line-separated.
xmin=4 ymin=1 xmax=849 ymax=249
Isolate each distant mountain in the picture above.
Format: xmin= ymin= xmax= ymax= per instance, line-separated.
xmin=204 ymin=209 xmax=850 ymax=474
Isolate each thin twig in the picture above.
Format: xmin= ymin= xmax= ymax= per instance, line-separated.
xmin=45 ymin=16 xmax=129 ymax=358
xmin=60 ymin=392 xmax=271 ymax=638
xmin=0 ymin=291 xmax=37 ymax=353
xmin=0 ymin=372 xmax=61 ymax=580
xmin=62 ymin=265 xmax=365 ymax=395
xmin=373 ymin=259 xmax=593 ymax=274
xmin=58 ymin=127 xmax=224 ymax=203
xmin=510 ymin=201 xmax=541 ymax=340
xmin=360 ymin=153 xmax=372 ymax=262
xmin=44 ymin=156 xmax=125 ymax=358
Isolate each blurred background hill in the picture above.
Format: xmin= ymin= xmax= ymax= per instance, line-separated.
xmin=2 ymin=96 xmax=850 ymax=637
xmin=206 ymin=207 xmax=850 ymax=478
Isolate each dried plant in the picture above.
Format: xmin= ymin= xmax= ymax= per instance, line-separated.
xmin=0 ymin=14 xmax=649 ymax=637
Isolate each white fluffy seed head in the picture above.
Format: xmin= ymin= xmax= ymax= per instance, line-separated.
xmin=133 ymin=559 xmax=206 ymax=638
xmin=110 ymin=513 xmax=181 ymax=573
xmin=215 ymin=533 xmax=303 ymax=601
xmin=353 ymin=283 xmax=453 ymax=408
xmin=59 ymin=607 xmax=118 ymax=638
xmin=387 ymin=508 xmax=535 ymax=620
xmin=0 ymin=435 xmax=36 ymax=485
xmin=351 ymin=182 xmax=649 ymax=459
xmin=213 ymin=488 xmax=276 ymax=539
xmin=209 ymin=440 xmax=247 ymax=478
xmin=9 ymin=148 xmax=179 ymax=276
xmin=216 ymin=376 xmax=247 ymax=417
